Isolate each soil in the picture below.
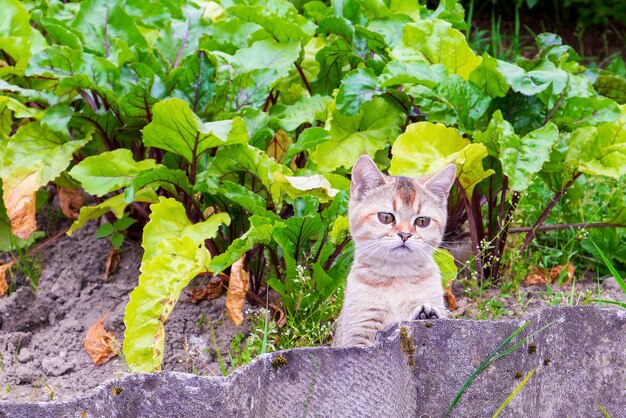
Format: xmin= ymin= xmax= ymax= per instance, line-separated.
xmin=0 ymin=221 xmax=247 ymax=403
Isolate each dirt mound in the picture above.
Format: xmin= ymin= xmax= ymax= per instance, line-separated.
xmin=0 ymin=223 xmax=244 ymax=402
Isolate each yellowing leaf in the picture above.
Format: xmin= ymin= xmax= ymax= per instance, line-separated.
xmin=1 ymin=122 xmax=91 ymax=239
xmin=226 ymin=256 xmax=249 ymax=326
xmin=84 ymin=312 xmax=117 ymax=366
xmin=393 ymin=19 xmax=482 ymax=80
xmin=389 ymin=122 xmax=493 ymax=196
xmin=266 ymin=129 xmax=293 ymax=163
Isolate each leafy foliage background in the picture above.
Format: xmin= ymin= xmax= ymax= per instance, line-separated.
xmin=1 ymin=0 xmax=625 ymax=372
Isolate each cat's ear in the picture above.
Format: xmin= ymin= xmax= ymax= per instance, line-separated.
xmin=424 ymin=164 xmax=456 ymax=200
xmin=351 ymin=155 xmax=386 ymax=198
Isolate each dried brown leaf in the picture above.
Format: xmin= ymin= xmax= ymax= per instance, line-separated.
xmin=444 ymin=284 xmax=458 ymax=311
xmin=225 ymin=257 xmax=248 ymax=325
xmin=3 ymin=172 xmax=38 ymax=239
xmin=0 ymin=261 xmax=16 ymax=297
xmin=547 ymin=262 xmax=575 ymax=284
xmin=524 ymin=267 xmax=549 ymax=286
xmin=58 ymin=187 xmax=83 ymax=219
xmin=190 ymin=276 xmax=223 ymax=303
xmin=103 ymin=247 xmax=122 ymax=281
xmin=84 ymin=312 xmax=117 ymax=365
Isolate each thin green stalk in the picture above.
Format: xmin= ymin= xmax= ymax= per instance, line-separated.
xmin=598 ymin=403 xmax=611 ymax=418
xmin=492 ymin=368 xmax=537 ymax=417
xmin=465 ymin=0 xmax=475 ymax=40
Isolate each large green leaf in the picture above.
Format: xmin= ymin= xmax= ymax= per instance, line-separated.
xmin=142 ymin=98 xmax=248 ymax=164
xmin=207 ymin=144 xmax=292 ymax=208
xmin=166 ymin=50 xmax=217 ymax=114
xmin=336 ymin=68 xmax=383 ymax=115
xmin=469 ymin=53 xmax=510 ymax=98
xmin=1 ymin=122 xmax=91 ymax=239
xmin=500 ymin=122 xmax=560 ymax=192
xmin=389 ymin=122 xmax=493 ymax=196
xmin=553 ymin=96 xmax=621 ymax=129
xmin=231 ymin=39 xmax=301 ymax=76
xmin=392 ymin=19 xmax=482 ymax=80
xmin=0 ymin=0 xmax=47 ymax=76
xmin=595 ymin=71 xmax=626 ymax=104
xmin=567 ymin=105 xmax=626 ymax=178
xmin=124 ymin=197 xmax=230 ymax=372
xmin=433 ymin=248 xmax=457 ymax=287
xmin=69 ymin=149 xmax=158 ymax=196
xmin=270 ymin=95 xmax=332 ymax=132
xmin=496 ymin=59 xmax=567 ymax=96
xmin=311 ymin=98 xmax=403 ymax=172
xmin=72 ymin=0 xmax=147 ymax=58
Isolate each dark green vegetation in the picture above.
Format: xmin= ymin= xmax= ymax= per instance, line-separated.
xmin=1 ymin=0 xmax=624 ymax=373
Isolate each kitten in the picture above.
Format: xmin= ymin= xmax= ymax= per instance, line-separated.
xmin=333 ymin=155 xmax=456 ymax=348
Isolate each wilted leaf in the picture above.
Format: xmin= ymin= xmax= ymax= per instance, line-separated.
xmin=226 ymin=256 xmax=249 ymax=326
xmin=190 ymin=276 xmax=223 ymax=303
xmin=444 ymin=284 xmax=457 ymax=311
xmin=1 ymin=122 xmax=91 ymax=239
xmin=84 ymin=312 xmax=117 ymax=366
xmin=266 ymin=130 xmax=293 ymax=163
xmin=0 ymin=261 xmax=16 ymax=297
xmin=57 ymin=187 xmax=83 ymax=219
xmin=547 ymin=263 xmax=575 ymax=284
xmin=103 ymin=247 xmax=122 ymax=281
xmin=524 ymin=268 xmax=548 ymax=286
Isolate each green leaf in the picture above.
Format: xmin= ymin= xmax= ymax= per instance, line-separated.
xmin=110 ymin=232 xmax=124 ymax=249
xmin=195 ymin=176 xmax=276 ymax=219
xmin=393 ymin=19 xmax=482 ymax=80
xmin=68 ymin=188 xmax=159 ymax=235
xmin=124 ymin=166 xmax=192 ymax=203
xmin=284 ymin=127 xmax=331 ymax=161
xmin=113 ymin=216 xmax=136 ymax=231
xmin=500 ymin=122 xmax=560 ymax=192
xmin=329 ymin=215 xmax=349 ymax=245
xmin=553 ymin=96 xmax=621 ymax=129
xmin=228 ymin=3 xmax=313 ymax=44
xmin=567 ymin=105 xmax=626 ymax=178
xmin=311 ymin=98 xmax=403 ymax=172
xmin=595 ymin=71 xmax=626 ymax=104
xmin=143 ymin=98 xmax=248 ymax=164
xmin=389 ymin=122 xmax=493 ymax=197
xmin=209 ymin=215 xmax=278 ymax=274
xmin=270 ymin=95 xmax=332 ymax=132
xmin=0 ymin=0 xmax=47 ymax=75
xmin=433 ymin=248 xmax=457 ymax=287
xmin=69 ymin=149 xmax=158 ymax=196
xmin=1 ymin=122 xmax=91 ymax=239
xmin=141 ymin=197 xmax=230 ymax=261
xmin=72 ymin=0 xmax=147 ymax=57
xmin=469 ymin=53 xmax=510 ymax=98
xmin=166 ymin=50 xmax=217 ymax=114
xmin=231 ymin=39 xmax=301 ymax=76
xmin=207 ymin=144 xmax=292 ymax=208
xmin=496 ymin=59 xmax=567 ymax=96
xmin=336 ymin=68 xmax=383 ymax=115
xmin=95 ymin=222 xmax=114 ymax=238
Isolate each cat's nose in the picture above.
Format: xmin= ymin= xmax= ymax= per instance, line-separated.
xmin=397 ymin=231 xmax=412 ymax=242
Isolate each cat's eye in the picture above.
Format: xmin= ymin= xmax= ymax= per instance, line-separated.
xmin=377 ymin=212 xmax=395 ymax=224
xmin=415 ymin=216 xmax=431 ymax=228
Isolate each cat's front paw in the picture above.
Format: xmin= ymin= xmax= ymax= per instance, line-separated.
xmin=412 ymin=304 xmax=442 ymax=320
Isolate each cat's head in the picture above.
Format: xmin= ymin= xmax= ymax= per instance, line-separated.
xmin=348 ymin=155 xmax=456 ymax=264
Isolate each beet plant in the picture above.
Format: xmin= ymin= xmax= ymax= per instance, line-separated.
xmin=1 ymin=0 xmax=625 ymax=372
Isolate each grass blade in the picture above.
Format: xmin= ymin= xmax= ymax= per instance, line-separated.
xmin=444 ymin=321 xmax=529 ymax=417
xmin=445 ymin=317 xmax=562 ymax=417
xmin=590 ymin=299 xmax=626 ymax=309
xmin=598 ymin=403 xmax=611 ymax=418
xmin=492 ymin=368 xmax=537 ymax=417
xmin=591 ymin=241 xmax=626 ymax=293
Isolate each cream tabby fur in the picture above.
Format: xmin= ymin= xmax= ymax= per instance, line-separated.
xmin=333 ymin=155 xmax=456 ymax=348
